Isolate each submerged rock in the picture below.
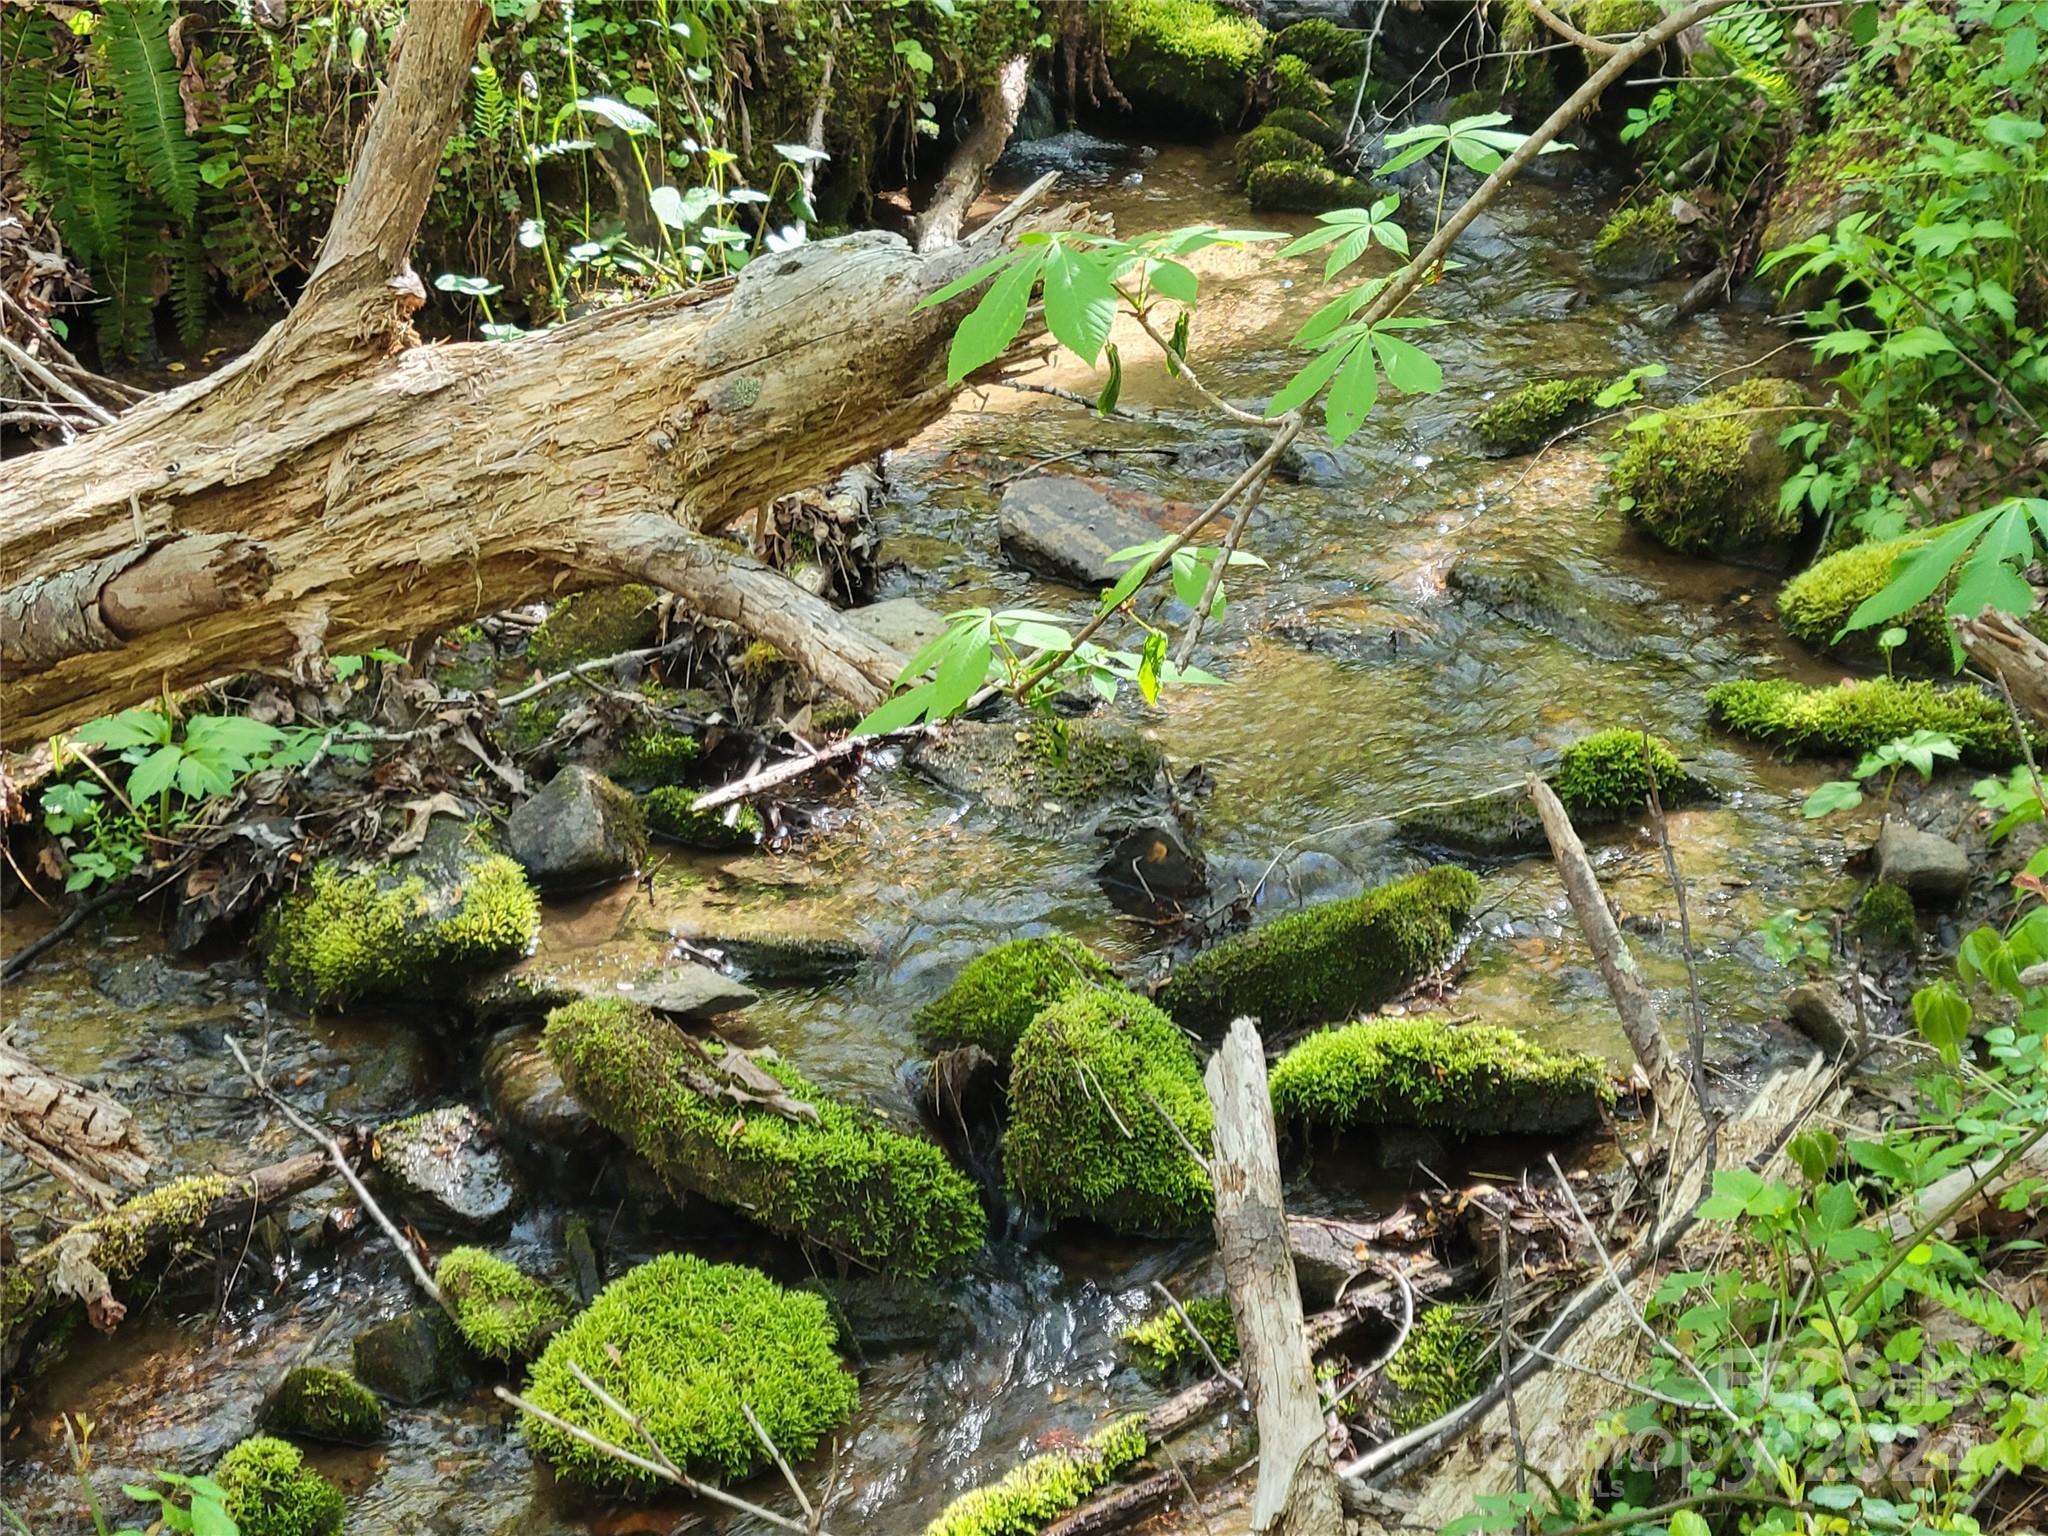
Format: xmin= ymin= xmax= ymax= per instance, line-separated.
xmin=212 ymin=1435 xmax=346 ymax=1536
xmin=1097 ymin=813 xmax=1207 ymax=912
xmin=1590 ymin=202 xmax=1682 ymax=282
xmin=351 ymin=1308 xmax=469 ymax=1405
xmin=436 ymin=1246 xmax=572 ymax=1362
xmin=996 ymin=475 xmax=1167 ymax=589
xmin=1612 ymin=377 xmax=1809 ymax=562
xmin=372 ymin=1104 xmax=520 ymax=1234
xmin=1395 ymin=783 xmax=1543 ymax=856
xmin=802 ymin=1273 xmax=962 ymax=1351
xmin=505 ymin=766 xmax=647 ymax=891
xmin=1875 ymin=821 xmax=1970 ymax=905
xmin=913 ymin=934 xmax=1117 ymax=1058
xmin=259 ymin=1365 xmax=385 ymax=1446
xmin=645 ymin=788 xmax=764 ymax=850
xmin=691 ymin=927 xmax=869 ymax=983
xmin=1446 ymin=554 xmax=1646 ymax=661
xmin=469 ymin=940 xmax=757 ymax=1025
xmin=482 ymin=1027 xmax=597 ymax=1148
xmin=911 ymin=715 xmax=1168 ymax=832
xmin=843 ymin=596 xmax=948 ymax=656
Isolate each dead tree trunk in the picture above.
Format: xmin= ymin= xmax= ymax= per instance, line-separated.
xmin=1957 ymin=610 xmax=2048 ymax=729
xmin=913 ymin=55 xmax=1034 ymax=252
xmin=0 ymin=1044 xmax=155 ymax=1208
xmin=1206 ymin=1017 xmax=1345 ymax=1536
xmin=0 ymin=0 xmax=1074 ymax=751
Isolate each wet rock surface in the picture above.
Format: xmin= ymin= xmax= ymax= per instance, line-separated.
xmin=469 ymin=941 xmax=757 ymax=1023
xmin=911 ymin=715 xmax=1170 ymax=832
xmin=482 ymin=1026 xmax=597 ymax=1148
xmin=351 ymin=1308 xmax=469 ymax=1405
xmin=505 ymin=765 xmax=646 ymax=890
xmin=1875 ymin=822 xmax=1971 ymax=905
xmin=996 ymin=475 xmax=1172 ymax=588
xmin=372 ymin=1105 xmax=521 ymax=1234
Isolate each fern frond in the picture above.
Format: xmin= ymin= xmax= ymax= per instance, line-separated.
xmin=1901 ymin=1269 xmax=2044 ymax=1351
xmin=471 ymin=61 xmax=509 ymax=144
xmin=168 ymin=228 xmax=209 ymax=345
xmin=203 ymin=183 xmax=292 ymax=302
xmin=99 ymin=0 xmax=199 ymax=222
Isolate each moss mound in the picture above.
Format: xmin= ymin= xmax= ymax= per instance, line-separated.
xmin=1158 ymin=865 xmax=1479 ymax=1035
xmin=1590 ymin=203 xmax=1681 ymax=282
xmin=1237 ymin=124 xmax=1327 ymax=186
xmin=1246 ymin=158 xmax=1367 ymax=213
xmin=1268 ymin=53 xmax=1332 ymax=112
xmin=912 ymin=934 xmax=1117 ymax=1057
xmin=1855 ymin=881 xmax=1917 ymax=951
xmin=644 ymin=788 xmax=763 ymax=850
xmin=1269 ymin=1018 xmax=1612 ymax=1136
xmin=1386 ymin=1305 xmax=1496 ymax=1432
xmin=1777 ymin=535 xmax=1948 ymax=667
xmin=1006 ymin=985 xmax=1213 ymax=1233
xmin=212 ymin=1436 xmax=346 ymax=1536
xmin=1472 ymin=376 xmax=1607 ymax=456
xmin=544 ymin=999 xmax=985 ymax=1274
xmin=923 ymin=1414 xmax=1149 ymax=1536
xmin=614 ymin=727 xmax=701 ymax=784
xmin=911 ymin=717 xmax=1166 ymax=830
xmin=1612 ymin=377 xmax=1810 ymax=559
xmin=1705 ymin=676 xmax=2023 ymax=765
xmin=528 ymin=585 xmax=660 ymax=673
xmin=262 ymin=1366 xmax=385 ymax=1445
xmin=1552 ymin=729 xmax=1702 ymax=819
xmin=1109 ymin=0 xmax=1267 ymax=129
xmin=1121 ymin=1295 xmax=1239 ymax=1379
xmin=1272 ymin=18 xmax=1368 ymax=75
xmin=1261 ymin=105 xmax=1339 ymax=149
xmin=521 ymin=1253 xmax=859 ymax=1493
xmin=437 ymin=1247 xmax=573 ymax=1362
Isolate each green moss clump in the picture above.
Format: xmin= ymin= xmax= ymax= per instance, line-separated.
xmin=1855 ymin=881 xmax=1917 ymax=951
xmin=521 ymin=1253 xmax=859 ymax=1493
xmin=1611 ymin=377 xmax=1810 ymax=558
xmin=1268 ymin=53 xmax=1332 ymax=112
xmin=1386 ymin=1306 xmax=1496 ymax=1431
xmin=614 ymin=727 xmax=701 ymax=783
xmin=1109 ymin=0 xmax=1267 ymax=129
xmin=644 ymin=787 xmax=763 ymax=850
xmin=79 ymin=1172 xmax=233 ymax=1276
xmin=812 ymin=698 xmax=865 ymax=735
xmin=1552 ymin=729 xmax=1701 ymax=819
xmin=1705 ymin=676 xmax=2023 ymax=765
xmin=922 ymin=1414 xmax=1149 ymax=1536
xmin=1260 ymin=106 xmax=1338 ymax=149
xmin=1121 ymin=1296 xmax=1239 ymax=1379
xmin=737 ymin=639 xmax=788 ymax=677
xmin=1005 ymin=985 xmax=1213 ymax=1233
xmin=437 ymin=1247 xmax=573 ymax=1362
xmin=262 ymin=851 xmax=540 ymax=1010
xmin=1268 ymin=1018 xmax=1612 ymax=1136
xmin=1778 ymin=535 xmax=1949 ymax=667
xmin=1471 ymin=376 xmax=1607 ymax=456
xmin=1246 ymin=158 xmax=1367 ymax=213
xmin=528 ymin=585 xmax=659 ymax=673
xmin=912 ymin=935 xmax=1118 ymax=1057
xmin=912 ymin=717 xmax=1166 ymax=829
xmin=1236 ymin=124 xmax=1327 ymax=186
xmin=1272 ymin=18 xmax=1368 ymax=75
xmin=212 ymin=1436 xmax=346 ymax=1536
xmin=544 ymin=999 xmax=986 ymax=1274
xmin=1159 ymin=865 xmax=1479 ymax=1035
xmin=1589 ymin=202 xmax=1681 ymax=281
xmin=262 ymin=1366 xmax=385 ymax=1445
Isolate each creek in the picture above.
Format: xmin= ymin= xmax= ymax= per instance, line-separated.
xmin=1 ymin=134 xmax=1847 ymax=1533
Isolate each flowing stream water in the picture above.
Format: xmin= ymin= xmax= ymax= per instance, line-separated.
xmin=0 ymin=137 xmax=1851 ymax=1533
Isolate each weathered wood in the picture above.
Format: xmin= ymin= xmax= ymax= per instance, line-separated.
xmin=1958 ymin=610 xmax=2048 ymax=730
xmin=912 ymin=54 xmax=1034 ymax=252
xmin=1206 ymin=1017 xmax=1344 ymax=1536
xmin=0 ymin=1044 xmax=155 ymax=1208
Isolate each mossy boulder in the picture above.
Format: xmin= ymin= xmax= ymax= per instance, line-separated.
xmin=910 ymin=717 xmax=1167 ymax=833
xmin=1261 ymin=105 xmax=1339 ymax=149
xmin=1552 ymin=729 xmax=1707 ymax=819
xmin=262 ymin=821 xmax=540 ymax=1010
xmin=1386 ymin=1305 xmax=1495 ymax=1432
xmin=1446 ymin=553 xmax=1646 ymax=661
xmin=1269 ymin=1017 xmax=1612 ymax=1137
xmin=527 ymin=584 xmax=659 ymax=672
xmin=1005 ymin=985 xmax=1213 ymax=1233
xmin=1272 ymin=18 xmax=1368 ymax=76
xmin=373 ymin=1104 xmax=520 ymax=1234
xmin=212 ymin=1436 xmax=346 ymax=1536
xmin=1855 ymin=880 xmax=1917 ymax=951
xmin=1590 ymin=202 xmax=1681 ymax=282
xmin=1705 ymin=676 xmax=2025 ymax=765
xmin=1121 ymin=1295 xmax=1238 ymax=1380
xmin=260 ymin=1366 xmax=385 ymax=1446
xmin=544 ymin=998 xmax=986 ymax=1273
xmin=1237 ymin=123 xmax=1327 ymax=186
xmin=437 ymin=1247 xmax=573 ymax=1362
xmin=520 ymin=1253 xmax=859 ymax=1493
xmin=923 ymin=1414 xmax=1149 ymax=1536
xmin=1158 ymin=865 xmax=1479 ymax=1035
xmin=1268 ymin=53 xmax=1332 ymax=112
xmin=913 ymin=935 xmax=1117 ymax=1058
xmin=1109 ymin=0 xmax=1267 ymax=130
xmin=1471 ymin=376 xmax=1607 ymax=456
xmin=352 ymin=1307 xmax=469 ymax=1405
xmin=1246 ymin=158 xmax=1366 ymax=213
xmin=1612 ymin=377 xmax=1811 ymax=561
xmin=1777 ymin=535 xmax=1954 ymax=668
xmin=644 ymin=787 xmax=763 ymax=850
xmin=506 ymin=766 xmax=647 ymax=891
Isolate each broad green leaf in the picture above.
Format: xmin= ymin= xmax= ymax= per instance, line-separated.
xmin=1097 ymin=342 xmax=1122 ymax=416
xmin=1146 ymin=259 xmax=1198 ymax=304
xmin=854 ymin=682 xmax=940 ymax=735
xmin=1042 ymin=245 xmax=1117 ymax=365
xmin=1370 ymin=332 xmax=1442 ymax=394
xmin=1670 ymin=1510 xmax=1712 ymax=1536
xmin=127 ymin=743 xmax=183 ymax=803
xmin=919 ymin=248 xmax=1024 ymax=310
xmin=1801 ymin=780 xmax=1863 ymax=818
xmin=1267 ymin=342 xmax=1349 ymax=417
xmin=1839 ymin=507 xmax=1997 ymax=635
xmin=75 ymin=708 xmax=171 ymax=751
xmin=1324 ymin=340 xmax=1380 ymax=445
xmin=1912 ymin=980 xmax=1972 ymax=1065
xmin=568 ymin=96 xmax=656 ymax=136
xmin=945 ymin=251 xmax=1043 ymax=382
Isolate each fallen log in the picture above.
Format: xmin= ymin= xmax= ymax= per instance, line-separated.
xmin=912 ymin=55 xmax=1034 ymax=253
xmin=0 ymin=1043 xmax=155 ymax=1208
xmin=0 ymin=0 xmax=1079 ymax=750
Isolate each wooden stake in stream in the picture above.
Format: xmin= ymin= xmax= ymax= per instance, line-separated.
xmin=1205 ymin=1017 xmax=1344 ymax=1536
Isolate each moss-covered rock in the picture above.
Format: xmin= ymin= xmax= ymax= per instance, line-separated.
xmin=544 ymin=998 xmax=986 ymax=1273
xmin=1246 ymin=157 xmax=1367 ymax=212
xmin=1109 ymin=0 xmax=1267 ymax=130
xmin=527 ymin=585 xmax=660 ymax=673
xmin=212 ymin=1436 xmax=346 ymax=1536
xmin=1705 ymin=676 xmax=2024 ymax=765
xmin=262 ymin=823 xmax=540 ymax=1010
xmin=437 ymin=1247 xmax=573 ymax=1363
xmin=1612 ymin=377 xmax=1810 ymax=560
xmin=506 ymin=766 xmax=647 ymax=891
xmin=1552 ymin=728 xmax=1705 ymax=819
xmin=520 ymin=1253 xmax=859 ymax=1493
xmin=912 ymin=934 xmax=1117 ymax=1057
xmin=1237 ymin=123 xmax=1327 ymax=186
xmin=1272 ymin=19 xmax=1369 ymax=76
xmin=1260 ymin=105 xmax=1339 ymax=149
xmin=613 ymin=726 xmax=701 ymax=784
xmin=1269 ymin=1017 xmax=1611 ymax=1136
xmin=1855 ymin=880 xmax=1917 ymax=951
xmin=922 ymin=1414 xmax=1149 ymax=1536
xmin=1006 ymin=985 xmax=1213 ymax=1233
xmin=1268 ymin=52 xmax=1332 ymax=112
xmin=1121 ymin=1295 xmax=1239 ymax=1380
xmin=1471 ymin=376 xmax=1607 ymax=456
xmin=1777 ymin=535 xmax=1949 ymax=667
xmin=260 ymin=1366 xmax=385 ymax=1445
xmin=352 ymin=1308 xmax=469 ymax=1405
xmin=644 ymin=787 xmax=763 ymax=850
xmin=1590 ymin=202 xmax=1681 ymax=282
xmin=1158 ymin=865 xmax=1479 ymax=1035
xmin=1386 ymin=1305 xmax=1495 ymax=1431
xmin=911 ymin=717 xmax=1166 ymax=832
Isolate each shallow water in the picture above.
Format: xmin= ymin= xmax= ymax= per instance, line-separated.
xmin=2 ymin=137 xmax=1857 ymax=1533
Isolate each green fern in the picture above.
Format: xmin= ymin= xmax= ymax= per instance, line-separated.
xmin=1900 ymin=1269 xmax=2043 ymax=1353
xmin=100 ymin=0 xmax=199 ymax=222
xmin=168 ymin=228 xmax=209 ymax=346
xmin=471 ymin=60 xmax=509 ymax=144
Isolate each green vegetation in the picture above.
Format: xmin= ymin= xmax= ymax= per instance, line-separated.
xmin=1705 ymin=676 xmax=2023 ymax=765
xmin=1236 ymin=124 xmax=1327 ymax=186
xmin=212 ymin=1436 xmax=346 ymax=1536
xmin=1261 ymin=106 xmax=1339 ymax=149
xmin=1246 ymin=158 xmax=1366 ymax=213
xmin=437 ymin=1247 xmax=573 ymax=1363
xmin=922 ymin=1414 xmax=1149 ymax=1536
xmin=644 ymin=788 xmax=763 ymax=850
xmin=1268 ymin=1018 xmax=1611 ymax=1136
xmin=1272 ymin=19 xmax=1368 ymax=76
xmin=1778 ymin=535 xmax=1938 ymax=665
xmin=544 ymin=998 xmax=985 ymax=1274
xmin=1386 ymin=1306 xmax=1496 ymax=1432
xmin=1551 ymin=729 xmax=1699 ymax=819
xmin=912 ymin=935 xmax=1117 ymax=1057
xmin=1611 ymin=377 xmax=1810 ymax=557
xmin=1108 ymin=0 xmax=1267 ymax=129
xmin=1855 ymin=880 xmax=1917 ymax=950
xmin=1471 ymin=376 xmax=1607 ymax=456
xmin=613 ymin=727 xmax=701 ymax=784
xmin=1590 ymin=203 xmax=1681 ymax=281
xmin=528 ymin=585 xmax=660 ymax=673
xmin=521 ymin=1253 xmax=859 ymax=1493
xmin=1121 ymin=1295 xmax=1239 ymax=1379
xmin=262 ymin=1365 xmax=385 ymax=1445
xmin=1158 ymin=865 xmax=1479 ymax=1034
xmin=1005 ymin=985 xmax=1214 ymax=1233
xmin=1268 ymin=54 xmax=1332 ymax=114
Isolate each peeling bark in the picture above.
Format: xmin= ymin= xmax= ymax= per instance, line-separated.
xmin=0 ymin=1044 xmax=155 ymax=1208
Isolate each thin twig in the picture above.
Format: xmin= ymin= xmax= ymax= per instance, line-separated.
xmin=496 ymin=636 xmax=692 ymax=707
xmin=1496 ymin=1215 xmax=1526 ymax=1496
xmin=1150 ymin=1280 xmax=1246 ymax=1397
xmin=1170 ymin=431 xmax=1290 ymax=668
xmin=1525 ymin=0 xmax=1624 ymax=53
xmin=742 ymin=1399 xmax=821 ymax=1532
xmin=690 ymin=723 xmax=939 ymax=814
xmin=0 ymin=332 xmax=118 ymax=426
xmin=1140 ymin=1085 xmax=1212 ymax=1177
